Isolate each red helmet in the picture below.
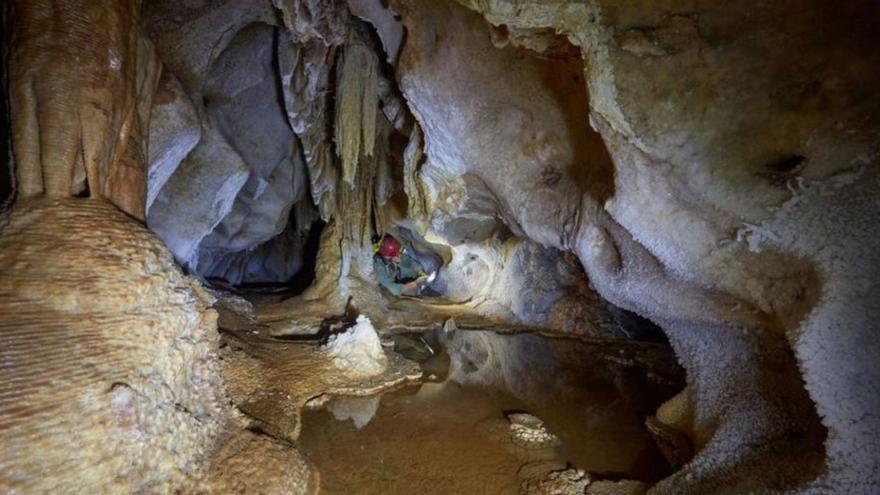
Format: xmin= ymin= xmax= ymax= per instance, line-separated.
xmin=379 ymin=235 xmax=402 ymax=259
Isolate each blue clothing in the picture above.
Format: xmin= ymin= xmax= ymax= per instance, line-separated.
xmin=374 ymin=251 xmax=425 ymax=296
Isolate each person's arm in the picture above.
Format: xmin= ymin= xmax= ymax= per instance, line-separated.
xmin=399 ymin=280 xmax=423 ymax=296
xmin=399 ymin=251 xmax=426 ymax=278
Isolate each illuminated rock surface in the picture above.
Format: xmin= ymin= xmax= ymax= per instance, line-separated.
xmin=1 ymin=0 xmax=877 ymax=493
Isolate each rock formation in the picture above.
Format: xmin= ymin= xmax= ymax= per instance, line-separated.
xmin=1 ymin=0 xmax=877 ymax=493
xmin=0 ymin=199 xmax=228 ymax=492
xmin=391 ymin=0 xmax=880 ymax=492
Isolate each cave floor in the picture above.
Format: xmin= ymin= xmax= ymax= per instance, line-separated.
xmin=212 ymin=289 xmax=683 ymax=494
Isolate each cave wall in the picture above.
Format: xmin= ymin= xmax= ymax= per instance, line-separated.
xmin=144 ymin=1 xmax=325 ymax=285
xmin=1 ymin=0 xmax=878 ymax=493
xmin=389 ymin=0 xmax=880 ymax=492
xmin=7 ymin=0 xmax=158 ymax=219
xmin=0 ymin=199 xmax=229 ymax=492
xmin=0 ymin=2 xmax=320 ymax=492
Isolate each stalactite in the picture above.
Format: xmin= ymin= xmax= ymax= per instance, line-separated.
xmin=371 ymin=117 xmax=395 ymax=235
xmin=403 ymin=123 xmax=427 ymax=221
xmin=278 ymin=37 xmax=339 ymax=219
xmin=334 ymin=41 xmax=378 ymax=187
xmin=336 ymin=148 xmax=376 ymax=297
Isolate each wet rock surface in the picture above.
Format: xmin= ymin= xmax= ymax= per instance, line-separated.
xmin=298 ymin=327 xmax=682 ymax=494
xmin=215 ymin=303 xmax=422 ymax=443
xmin=1 ymin=0 xmax=878 ymax=493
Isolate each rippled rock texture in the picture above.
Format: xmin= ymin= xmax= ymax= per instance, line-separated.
xmin=0 ymin=199 xmax=228 ymax=492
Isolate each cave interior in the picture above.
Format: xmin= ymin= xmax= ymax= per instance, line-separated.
xmin=0 ymin=0 xmax=878 ymax=494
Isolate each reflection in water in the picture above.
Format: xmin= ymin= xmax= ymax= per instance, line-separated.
xmin=298 ymin=330 xmax=683 ymax=495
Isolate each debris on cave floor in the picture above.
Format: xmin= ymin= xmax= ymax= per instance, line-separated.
xmin=508 ymin=412 xmax=562 ymax=450
xmin=521 ymin=467 xmax=591 ymax=495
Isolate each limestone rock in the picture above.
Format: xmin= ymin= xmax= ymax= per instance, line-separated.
xmin=146 ymin=70 xmax=200 ymax=213
xmin=335 ymin=41 xmax=379 ymax=186
xmin=521 ymin=468 xmax=590 ymax=495
xmin=348 ymin=0 xmax=405 ymax=65
xmin=273 ymin=0 xmax=349 ymax=45
xmin=219 ymin=320 xmax=420 ymax=442
xmin=5 ymin=0 xmax=878 ymax=493
xmin=147 ymin=121 xmax=250 ymax=268
xmin=0 ymin=199 xmax=229 ymax=493
xmin=322 ymin=315 xmax=389 ymax=378
xmin=193 ymin=23 xmax=314 ymax=283
xmin=207 ymin=429 xmax=319 ymax=494
xmin=507 ymin=413 xmax=561 ymax=450
xmin=8 ymin=0 xmax=159 ymax=219
xmin=272 ymin=0 xmax=349 ymax=218
xmin=145 ymin=10 xmax=321 ymax=284
xmin=394 ymin=1 xmax=880 ymax=492
xmin=644 ymin=416 xmax=693 ymax=468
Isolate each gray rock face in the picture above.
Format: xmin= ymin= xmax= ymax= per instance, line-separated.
xmin=145 ymin=4 xmax=321 ymax=284
xmin=347 ymin=0 xmax=404 ymax=65
xmin=146 ymin=71 xmax=200 ymax=213
xmin=194 ymin=24 xmax=312 ymax=283
xmin=274 ymin=1 xmax=350 ymax=218
xmin=396 ymin=0 xmax=613 ymax=249
xmin=148 ymin=122 xmax=251 ymax=267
